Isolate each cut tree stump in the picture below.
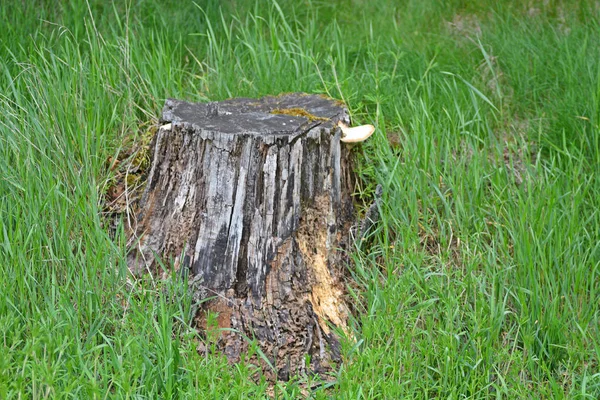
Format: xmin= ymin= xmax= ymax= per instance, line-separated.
xmin=128 ymin=93 xmax=358 ymax=380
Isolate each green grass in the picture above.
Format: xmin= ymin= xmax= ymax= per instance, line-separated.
xmin=1 ymin=0 xmax=599 ymax=398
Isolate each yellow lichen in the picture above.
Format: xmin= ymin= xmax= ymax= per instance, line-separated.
xmin=271 ymin=107 xmax=329 ymax=122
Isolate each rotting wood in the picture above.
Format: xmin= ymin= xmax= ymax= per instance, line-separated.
xmin=127 ymin=93 xmax=357 ymax=380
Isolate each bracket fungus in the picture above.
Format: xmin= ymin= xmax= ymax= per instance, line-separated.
xmin=338 ymin=121 xmax=375 ymax=143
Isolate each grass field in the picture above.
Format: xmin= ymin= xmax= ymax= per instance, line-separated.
xmin=1 ymin=0 xmax=599 ymax=398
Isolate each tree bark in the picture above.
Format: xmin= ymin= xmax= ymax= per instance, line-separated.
xmin=128 ymin=93 xmax=356 ymax=379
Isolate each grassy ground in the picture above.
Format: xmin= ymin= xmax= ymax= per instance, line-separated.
xmin=1 ymin=0 xmax=599 ymax=398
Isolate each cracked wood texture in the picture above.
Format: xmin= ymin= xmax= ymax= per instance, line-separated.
xmin=128 ymin=93 xmax=356 ymax=380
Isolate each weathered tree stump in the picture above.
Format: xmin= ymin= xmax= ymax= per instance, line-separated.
xmin=128 ymin=93 xmax=357 ymax=379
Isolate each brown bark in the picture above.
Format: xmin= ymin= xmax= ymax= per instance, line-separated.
xmin=128 ymin=93 xmax=356 ymax=379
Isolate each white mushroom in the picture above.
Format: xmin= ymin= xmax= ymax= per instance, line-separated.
xmin=160 ymin=123 xmax=172 ymax=131
xmin=338 ymin=121 xmax=375 ymax=143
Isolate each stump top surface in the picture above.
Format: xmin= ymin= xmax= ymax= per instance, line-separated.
xmin=161 ymin=93 xmax=347 ymax=135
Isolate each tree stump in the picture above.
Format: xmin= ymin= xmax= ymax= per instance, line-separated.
xmin=128 ymin=93 xmax=357 ymax=379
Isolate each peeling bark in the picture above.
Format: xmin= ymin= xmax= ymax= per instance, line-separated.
xmin=128 ymin=93 xmax=356 ymax=379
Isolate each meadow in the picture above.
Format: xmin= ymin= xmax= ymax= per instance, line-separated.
xmin=0 ymin=0 xmax=599 ymax=398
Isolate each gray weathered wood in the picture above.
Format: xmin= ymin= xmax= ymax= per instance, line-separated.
xmin=128 ymin=93 xmax=356 ymax=379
